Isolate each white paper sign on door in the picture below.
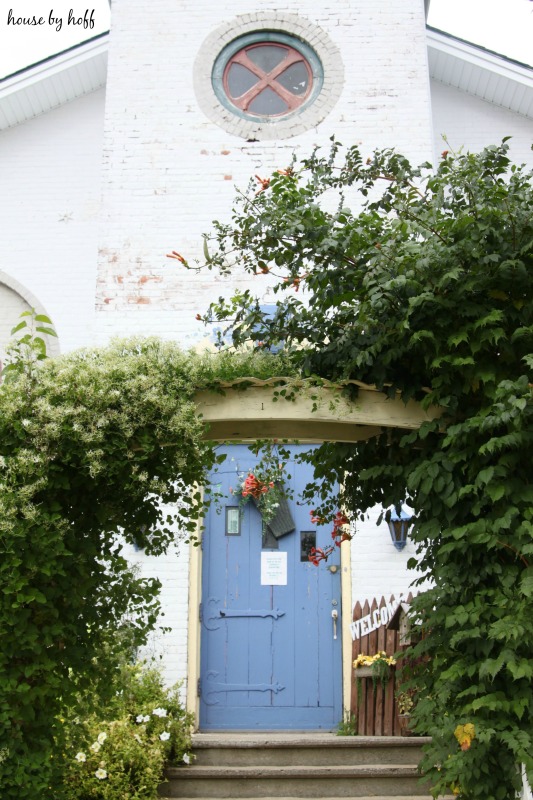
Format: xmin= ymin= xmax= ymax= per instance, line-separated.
xmin=261 ymin=551 xmax=287 ymax=585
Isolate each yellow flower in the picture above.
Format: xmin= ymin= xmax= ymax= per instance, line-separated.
xmin=454 ymin=723 xmax=475 ymax=751
xmin=353 ymin=651 xmax=396 ymax=668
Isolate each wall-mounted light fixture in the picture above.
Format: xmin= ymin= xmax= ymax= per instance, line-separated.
xmin=387 ymin=505 xmax=413 ymax=551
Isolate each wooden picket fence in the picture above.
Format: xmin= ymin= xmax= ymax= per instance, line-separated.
xmin=350 ymin=593 xmax=413 ymax=736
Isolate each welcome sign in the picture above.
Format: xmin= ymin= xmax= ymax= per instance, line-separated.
xmin=350 ymin=597 xmax=398 ymax=640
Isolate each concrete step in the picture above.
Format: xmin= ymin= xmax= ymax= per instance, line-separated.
xmin=159 ymin=733 xmax=438 ymax=799
xmin=191 ymin=733 xmax=429 ymax=767
xmin=161 ymin=764 xmax=431 ymax=798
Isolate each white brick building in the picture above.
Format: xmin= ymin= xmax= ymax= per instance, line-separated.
xmin=1 ymin=0 xmax=532 ymax=728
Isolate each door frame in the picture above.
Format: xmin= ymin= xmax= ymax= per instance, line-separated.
xmin=186 ymin=477 xmax=353 ymax=729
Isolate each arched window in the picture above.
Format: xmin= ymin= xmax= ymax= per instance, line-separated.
xmin=0 ymin=272 xmax=59 ymax=368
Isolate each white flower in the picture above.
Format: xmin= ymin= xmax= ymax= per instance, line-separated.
xmin=136 ymin=714 xmax=144 ymax=723
xmin=75 ymin=752 xmax=86 ymax=762
xmin=95 ymin=768 xmax=107 ymax=780
xmin=183 ymin=753 xmax=191 ymax=764
xmin=143 ymin=714 xmax=150 ymax=722
xmin=159 ymin=731 xmax=170 ymax=741
xmin=97 ymin=732 xmax=107 ymax=744
xmin=152 ymin=707 xmax=167 ymax=718
xmin=90 ymin=742 xmax=101 ymax=753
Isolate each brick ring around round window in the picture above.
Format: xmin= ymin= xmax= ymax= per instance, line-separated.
xmin=194 ymin=13 xmax=344 ymax=140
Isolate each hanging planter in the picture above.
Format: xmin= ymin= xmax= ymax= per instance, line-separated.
xmin=353 ymin=666 xmax=374 ymax=679
xmin=353 ymin=652 xmax=396 ymax=692
xmin=231 ymin=441 xmax=294 ymax=527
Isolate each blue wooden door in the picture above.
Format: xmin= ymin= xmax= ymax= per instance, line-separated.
xmin=199 ymin=444 xmax=342 ymax=730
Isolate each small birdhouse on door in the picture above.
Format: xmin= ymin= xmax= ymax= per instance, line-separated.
xmin=387 ymin=601 xmax=413 ymax=646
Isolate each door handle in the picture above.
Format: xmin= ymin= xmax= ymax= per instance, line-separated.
xmin=331 ymin=609 xmax=338 ymax=640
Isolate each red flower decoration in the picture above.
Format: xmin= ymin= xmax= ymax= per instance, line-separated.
xmin=308 ymin=546 xmax=334 ymax=566
xmin=241 ymin=473 xmax=271 ymax=499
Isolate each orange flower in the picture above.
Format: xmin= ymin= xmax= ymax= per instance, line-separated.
xmin=308 ymin=546 xmax=334 ymax=566
xmin=333 ymin=512 xmax=349 ymax=529
xmin=330 ymin=511 xmax=352 ymax=546
xmin=166 ymin=250 xmax=188 ymax=264
xmin=242 ymin=473 xmax=271 ymax=499
xmin=332 ymin=531 xmax=352 ymax=547
xmin=255 ymin=175 xmax=271 ymax=194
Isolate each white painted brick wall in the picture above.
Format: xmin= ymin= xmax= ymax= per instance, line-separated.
xmin=126 ymin=540 xmax=191 ymax=694
xmin=350 ymin=506 xmax=422 ymax=608
xmin=95 ymin=0 xmax=434 ymax=346
xmin=0 ymin=89 xmax=106 ymax=352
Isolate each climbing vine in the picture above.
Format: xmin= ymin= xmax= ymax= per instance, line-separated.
xmin=191 ymin=139 xmax=533 ymax=799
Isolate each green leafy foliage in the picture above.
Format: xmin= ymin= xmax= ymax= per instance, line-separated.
xmin=1 ymin=308 xmax=58 ymax=383
xmin=198 ymin=140 xmax=533 ymax=799
xmin=0 ymin=331 xmax=296 ymax=798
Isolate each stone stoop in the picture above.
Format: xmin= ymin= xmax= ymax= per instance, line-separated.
xmin=159 ymin=732 xmax=447 ymax=799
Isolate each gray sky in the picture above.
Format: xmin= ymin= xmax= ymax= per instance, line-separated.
xmin=428 ymin=0 xmax=532 ymax=65
xmin=0 ymin=0 xmax=531 ymax=79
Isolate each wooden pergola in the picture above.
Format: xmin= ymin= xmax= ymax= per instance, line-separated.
xmin=196 ymin=378 xmax=439 ymax=442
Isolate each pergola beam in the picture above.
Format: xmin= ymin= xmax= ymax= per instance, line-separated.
xmin=196 ymin=384 xmax=439 ymax=442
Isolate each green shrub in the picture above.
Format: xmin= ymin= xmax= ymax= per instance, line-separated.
xmin=59 ymin=662 xmax=194 ymax=799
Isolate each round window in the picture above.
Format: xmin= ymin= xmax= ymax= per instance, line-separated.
xmin=212 ymin=32 xmax=323 ymax=122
